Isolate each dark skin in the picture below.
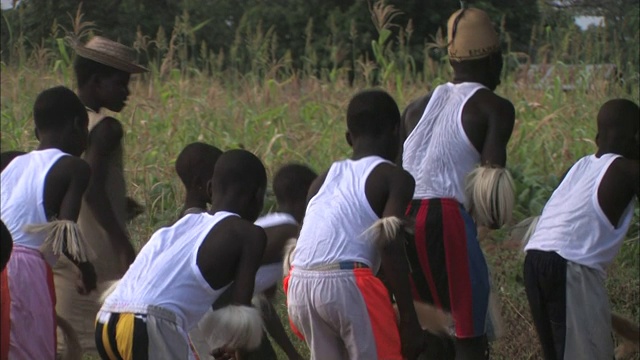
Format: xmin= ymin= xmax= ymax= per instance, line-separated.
xmin=398 ymin=52 xmax=514 ymax=359
xmin=303 ymin=126 xmax=425 ymax=359
xmin=199 ymin=187 xmax=267 ymax=359
xmin=190 ymin=169 xmax=308 ymax=360
xmin=43 ymin=156 xmax=97 ymax=294
xmin=198 ymin=186 xmax=267 ymax=305
xmin=212 ymin=223 xmax=302 ymax=360
xmin=78 ymin=70 xmax=136 ymax=272
xmin=594 ymin=100 xmax=640 ymax=227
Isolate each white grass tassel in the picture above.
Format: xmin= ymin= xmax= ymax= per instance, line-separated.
xmin=364 ymin=216 xmax=413 ymax=249
xmin=199 ymin=305 xmax=263 ymax=351
xmin=24 ymin=220 xmax=92 ymax=262
xmin=465 ymin=166 xmax=515 ymax=228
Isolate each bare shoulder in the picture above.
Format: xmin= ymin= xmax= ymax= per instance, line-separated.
xmin=607 ymin=158 xmax=639 ymax=190
xmin=373 ymin=162 xmax=415 ymax=195
xmin=228 ymin=217 xmax=268 ymax=243
xmin=390 ymin=166 xmax=415 ymax=195
xmin=475 ymin=90 xmax=515 ymax=118
xmin=50 ymin=156 xmax=91 ymax=183
xmin=87 ymin=116 xmax=124 ymax=154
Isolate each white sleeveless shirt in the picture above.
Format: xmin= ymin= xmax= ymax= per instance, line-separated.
xmin=402 ymin=82 xmax=484 ymax=203
xmin=102 ymin=211 xmax=236 ymax=330
xmin=1 ymin=149 xmax=68 ymax=261
xmin=525 ymin=154 xmax=635 ymax=275
xmin=253 ymin=212 xmax=299 ymax=293
xmin=292 ymin=156 xmax=390 ymax=273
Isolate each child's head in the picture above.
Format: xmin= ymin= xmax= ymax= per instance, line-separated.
xmin=346 ymin=89 xmax=401 ymax=160
xmin=176 ymin=142 xmax=223 ymax=204
xmin=210 ymin=150 xmax=267 ymax=222
xmin=73 ymin=36 xmax=147 ymax=113
xmin=272 ymin=164 xmax=317 ymax=222
xmin=33 ymin=86 xmax=89 ymax=156
xmin=596 ymin=99 xmax=639 ymax=160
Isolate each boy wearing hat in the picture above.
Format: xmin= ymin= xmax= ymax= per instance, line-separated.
xmin=52 ymin=36 xmax=148 ymax=355
xmin=524 ymin=99 xmax=639 ymax=360
xmin=399 ymin=7 xmax=516 ymax=360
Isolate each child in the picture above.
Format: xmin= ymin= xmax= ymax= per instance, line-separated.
xmin=524 ymin=99 xmax=639 ymax=360
xmin=53 ymin=35 xmax=147 ymax=355
xmin=177 ymin=149 xmax=315 ymax=359
xmin=0 ymin=86 xmax=97 ymax=359
xmin=96 ymin=149 xmax=268 ymax=359
xmin=175 ymin=142 xmax=224 ymax=217
xmin=285 ymin=89 xmax=426 ymax=359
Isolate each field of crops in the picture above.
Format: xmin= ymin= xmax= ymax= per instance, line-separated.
xmin=1 ymin=9 xmax=638 ymax=359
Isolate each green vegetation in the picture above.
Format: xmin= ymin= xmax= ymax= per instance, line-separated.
xmin=1 ymin=1 xmax=638 ymax=359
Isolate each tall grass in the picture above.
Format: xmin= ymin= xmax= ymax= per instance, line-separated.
xmin=0 ymin=3 xmax=638 ymax=359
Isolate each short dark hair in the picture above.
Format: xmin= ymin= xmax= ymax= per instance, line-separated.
xmin=33 ymin=86 xmax=86 ymax=133
xmin=175 ymin=142 xmax=223 ymax=190
xmin=272 ymin=164 xmax=317 ymax=205
xmin=347 ymin=89 xmax=400 ymax=138
xmin=211 ymin=149 xmax=267 ymax=196
xmin=74 ymin=55 xmax=123 ymax=88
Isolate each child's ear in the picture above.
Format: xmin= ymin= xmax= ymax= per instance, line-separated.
xmin=345 ymin=131 xmax=353 ymax=147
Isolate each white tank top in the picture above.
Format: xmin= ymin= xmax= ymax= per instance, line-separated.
xmin=253 ymin=212 xmax=299 ymax=292
xmin=402 ymin=82 xmax=484 ymax=203
xmin=525 ymin=154 xmax=635 ymax=275
xmin=292 ymin=156 xmax=390 ymax=273
xmin=102 ymin=211 xmax=237 ymax=330
xmin=1 ymin=149 xmax=68 ymax=261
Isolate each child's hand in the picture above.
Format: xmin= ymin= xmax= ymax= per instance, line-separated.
xmin=76 ymin=262 xmax=97 ymax=295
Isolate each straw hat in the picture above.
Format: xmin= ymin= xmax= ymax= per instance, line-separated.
xmin=74 ymin=36 xmax=148 ymax=74
xmin=447 ymin=8 xmax=500 ymax=61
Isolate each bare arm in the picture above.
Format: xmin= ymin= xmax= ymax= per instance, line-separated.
xmin=229 ymin=225 xmax=267 ymax=306
xmin=377 ymin=168 xmax=425 ymax=358
xmin=44 ymin=156 xmax=97 ymax=293
xmin=480 ymin=99 xmax=515 ymax=167
xmin=83 ymin=118 xmax=135 ymax=266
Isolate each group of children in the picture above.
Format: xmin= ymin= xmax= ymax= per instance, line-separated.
xmin=0 ymin=5 xmax=638 ymax=360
